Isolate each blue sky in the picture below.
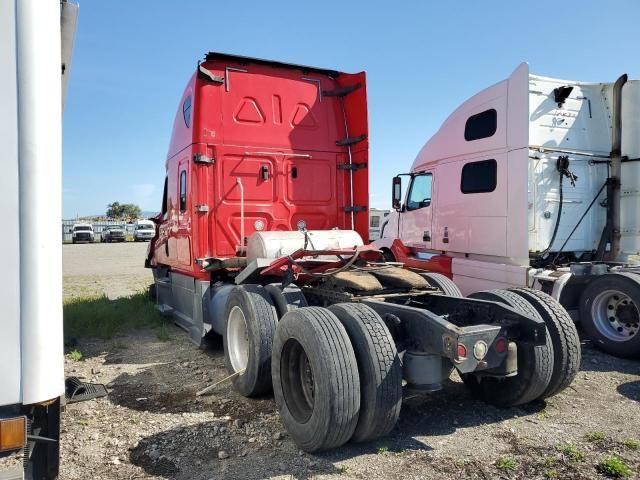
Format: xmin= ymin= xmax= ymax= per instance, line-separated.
xmin=62 ymin=0 xmax=640 ymax=218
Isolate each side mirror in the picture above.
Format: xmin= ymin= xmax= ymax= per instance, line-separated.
xmin=392 ymin=176 xmax=402 ymax=210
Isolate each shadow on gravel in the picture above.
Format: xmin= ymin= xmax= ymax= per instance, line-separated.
xmin=579 ymin=344 xmax=640 ymax=374
xmin=617 ymin=380 xmax=640 ymax=401
xmin=130 ymin=422 xmax=341 ymax=480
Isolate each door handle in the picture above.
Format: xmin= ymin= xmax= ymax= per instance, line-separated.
xmin=423 ymin=231 xmax=431 ymax=242
xmin=260 ymin=165 xmax=269 ymax=181
xmin=291 ymin=166 xmax=298 ymax=179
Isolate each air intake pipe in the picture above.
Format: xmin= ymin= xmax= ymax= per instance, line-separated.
xmin=605 ymin=73 xmax=628 ymax=262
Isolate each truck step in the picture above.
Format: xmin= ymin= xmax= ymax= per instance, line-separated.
xmin=155 ymin=304 xmax=174 ymax=317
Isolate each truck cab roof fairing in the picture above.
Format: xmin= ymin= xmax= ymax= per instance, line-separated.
xmin=204 ymin=52 xmax=341 ymax=78
xmin=411 ymin=62 xmax=529 ymax=173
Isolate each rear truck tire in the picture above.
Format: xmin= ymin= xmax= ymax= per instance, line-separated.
xmin=223 ymin=284 xmax=278 ymax=397
xmin=419 ymin=272 xmax=463 ymax=297
xmin=264 ymin=283 xmax=308 ymax=318
xmin=328 ymin=303 xmax=402 ymax=443
xmin=271 ymin=307 xmax=360 ymax=452
xmin=579 ymin=272 xmax=640 ymax=358
xmin=508 ymin=287 xmax=581 ymax=397
xmin=465 ymin=289 xmax=553 ymax=406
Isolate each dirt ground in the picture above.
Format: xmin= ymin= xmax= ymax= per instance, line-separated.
xmin=60 ymin=242 xmax=640 ymax=480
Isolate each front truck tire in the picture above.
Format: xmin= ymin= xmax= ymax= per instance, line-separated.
xmin=328 ymin=303 xmax=402 ymax=443
xmin=508 ymin=287 xmax=581 ymax=397
xmin=579 ymin=272 xmax=640 ymax=358
xmin=223 ymin=285 xmax=278 ymax=397
xmin=272 ymin=307 xmax=360 ymax=452
xmin=465 ymin=290 xmax=553 ymax=406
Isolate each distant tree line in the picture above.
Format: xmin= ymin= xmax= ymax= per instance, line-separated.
xmin=106 ymin=201 xmax=141 ymax=220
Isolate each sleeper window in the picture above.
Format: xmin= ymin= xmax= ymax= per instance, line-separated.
xmin=406 ymin=174 xmax=432 ymax=211
xmin=183 ymin=96 xmax=192 ymax=128
xmin=461 ymin=159 xmax=497 ymax=194
xmin=464 ymin=109 xmax=497 ymax=141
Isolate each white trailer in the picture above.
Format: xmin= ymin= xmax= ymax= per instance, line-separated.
xmin=0 ymin=1 xmax=77 ymax=478
xmin=376 ymin=63 xmax=640 ymax=357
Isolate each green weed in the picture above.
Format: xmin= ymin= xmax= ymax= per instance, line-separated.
xmin=495 ymin=457 xmax=516 ymax=472
xmin=598 ymin=457 xmax=632 ymax=478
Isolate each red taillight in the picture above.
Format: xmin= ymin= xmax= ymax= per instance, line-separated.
xmin=495 ymin=338 xmax=508 ymax=354
xmin=457 ymin=343 xmax=467 ymax=358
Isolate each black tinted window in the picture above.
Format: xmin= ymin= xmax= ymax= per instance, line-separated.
xmin=183 ymin=96 xmax=192 ymax=128
xmin=179 ymin=171 xmax=187 ymax=212
xmin=464 ymin=109 xmax=497 ymax=141
xmin=161 ymin=177 xmax=168 ymax=215
xmin=461 ymin=159 xmax=497 ymax=194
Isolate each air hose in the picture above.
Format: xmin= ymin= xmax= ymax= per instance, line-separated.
xmin=533 ymin=155 xmax=577 ymax=265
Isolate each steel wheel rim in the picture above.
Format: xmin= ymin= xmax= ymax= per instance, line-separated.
xmin=280 ymin=339 xmax=315 ymax=423
xmin=591 ymin=289 xmax=639 ymax=342
xmin=227 ymin=306 xmax=250 ymax=372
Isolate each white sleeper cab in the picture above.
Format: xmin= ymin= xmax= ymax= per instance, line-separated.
xmin=376 ymin=63 xmax=640 ymax=357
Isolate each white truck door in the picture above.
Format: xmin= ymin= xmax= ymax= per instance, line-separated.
xmin=399 ymin=172 xmax=434 ymax=248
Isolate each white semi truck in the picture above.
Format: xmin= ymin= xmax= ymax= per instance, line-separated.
xmin=376 ymin=63 xmax=640 ymax=358
xmin=0 ymin=1 xmax=77 ymax=478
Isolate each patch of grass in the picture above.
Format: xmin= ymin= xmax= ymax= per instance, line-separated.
xmin=337 ymin=465 xmax=348 ymax=474
xmin=586 ymin=431 xmax=606 ymax=442
xmin=544 ymin=467 xmax=558 ymax=479
xmin=64 ymin=292 xmax=163 ymax=341
xmin=556 ymin=443 xmax=586 ymax=463
xmin=598 ymin=457 xmax=632 ymax=478
xmin=78 ymin=418 xmax=89 ymax=426
xmin=377 ymin=446 xmax=388 ymax=454
xmin=623 ymin=438 xmax=639 ymax=450
xmin=495 ymin=457 xmax=516 ymax=472
xmin=67 ymin=349 xmax=83 ymax=361
xmin=155 ymin=324 xmax=172 ymax=342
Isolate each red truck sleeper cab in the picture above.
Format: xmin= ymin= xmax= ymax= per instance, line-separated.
xmin=149 ymin=53 xmax=369 ymax=280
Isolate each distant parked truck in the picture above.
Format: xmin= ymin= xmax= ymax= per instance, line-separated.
xmin=375 ymin=63 xmax=640 ymax=358
xmin=133 ymin=220 xmax=155 ymax=241
xmin=101 ymin=224 xmax=126 ymax=242
xmin=71 ymin=223 xmax=94 ymax=243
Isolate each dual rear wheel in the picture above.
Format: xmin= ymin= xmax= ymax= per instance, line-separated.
xmin=222 ymin=284 xmax=402 ymax=452
xmin=466 ymin=288 xmax=580 ymax=406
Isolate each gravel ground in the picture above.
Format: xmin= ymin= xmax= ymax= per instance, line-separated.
xmin=60 ymin=243 xmax=640 ymax=480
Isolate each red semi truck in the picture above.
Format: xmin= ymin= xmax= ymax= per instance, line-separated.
xmin=147 ymin=53 xmax=581 ymax=452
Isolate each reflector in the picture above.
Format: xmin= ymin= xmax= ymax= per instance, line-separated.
xmin=0 ymin=417 xmax=26 ymax=451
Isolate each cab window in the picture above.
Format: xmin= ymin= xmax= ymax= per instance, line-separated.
xmin=406 ymin=173 xmax=432 ymax=211
xmin=179 ymin=171 xmax=187 ymax=212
